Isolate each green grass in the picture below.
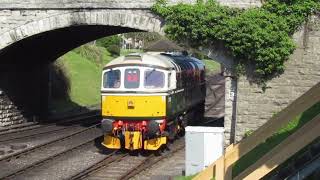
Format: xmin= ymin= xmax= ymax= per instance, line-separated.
xmin=73 ymin=44 xmax=114 ymax=67
xmin=53 ymin=45 xmax=115 ymax=110
xmin=58 ymin=51 xmax=103 ymax=106
xmin=102 ymin=48 xmax=115 ymax=65
xmin=203 ymin=59 xmax=221 ymax=74
xmin=175 ymin=174 xmax=197 ymax=180
xmin=233 ymin=102 xmax=320 ymax=177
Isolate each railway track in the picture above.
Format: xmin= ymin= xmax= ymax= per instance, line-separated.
xmin=0 ymin=108 xmax=185 ymax=180
xmin=69 ymin=138 xmax=185 ymax=180
xmin=125 ymin=139 xmax=185 ymax=180
xmin=0 ymin=111 xmax=100 ymax=143
xmin=0 ymin=110 xmax=100 ymax=136
xmin=0 ymin=122 xmax=39 ymax=134
xmin=0 ymin=123 xmax=102 ymax=179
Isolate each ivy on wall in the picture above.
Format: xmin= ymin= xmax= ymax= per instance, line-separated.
xmin=152 ymin=0 xmax=319 ymax=83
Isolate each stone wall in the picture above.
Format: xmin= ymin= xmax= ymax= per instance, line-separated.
xmin=0 ymin=0 xmax=261 ymax=9
xmin=0 ymin=94 xmax=24 ymax=126
xmin=232 ymin=16 xmax=320 ymax=143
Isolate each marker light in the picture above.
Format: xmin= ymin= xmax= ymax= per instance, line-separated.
xmin=142 ymin=121 xmax=147 ymax=127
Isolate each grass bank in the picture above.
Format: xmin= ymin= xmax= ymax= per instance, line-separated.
xmin=50 ymin=45 xmax=114 ymax=112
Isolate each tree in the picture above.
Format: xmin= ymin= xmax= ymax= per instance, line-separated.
xmin=96 ymin=35 xmax=121 ymax=49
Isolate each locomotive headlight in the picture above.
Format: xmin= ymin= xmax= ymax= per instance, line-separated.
xmin=142 ymin=120 xmax=147 ymax=127
xmin=155 ymin=119 xmax=165 ymax=124
xmin=155 ymin=119 xmax=166 ymax=132
xmin=118 ymin=120 xmax=123 ymax=127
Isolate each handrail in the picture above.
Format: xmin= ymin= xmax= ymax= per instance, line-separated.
xmin=194 ymin=82 xmax=320 ymax=180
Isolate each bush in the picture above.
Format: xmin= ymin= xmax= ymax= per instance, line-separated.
xmin=96 ymin=36 xmax=121 ymax=49
xmin=107 ymin=45 xmax=120 ymax=56
xmin=73 ymin=44 xmax=103 ymax=65
xmin=152 ymin=0 xmax=320 ymax=84
xmin=192 ymin=50 xmax=205 ymax=59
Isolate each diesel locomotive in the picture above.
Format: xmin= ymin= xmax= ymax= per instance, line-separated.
xmin=100 ymin=52 xmax=206 ymax=151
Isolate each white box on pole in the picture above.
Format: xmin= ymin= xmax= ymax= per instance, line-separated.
xmin=185 ymin=126 xmax=224 ymax=176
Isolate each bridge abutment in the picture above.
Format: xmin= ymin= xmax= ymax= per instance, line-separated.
xmin=0 ymin=63 xmax=49 ymax=126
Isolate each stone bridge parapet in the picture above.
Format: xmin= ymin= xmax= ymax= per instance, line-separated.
xmin=0 ymin=0 xmax=261 ymax=9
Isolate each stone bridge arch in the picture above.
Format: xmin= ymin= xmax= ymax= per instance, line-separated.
xmin=0 ymin=11 xmax=164 ymax=51
xmin=0 ymin=8 xmax=233 ymax=128
xmin=0 ymin=10 xmax=167 ymax=126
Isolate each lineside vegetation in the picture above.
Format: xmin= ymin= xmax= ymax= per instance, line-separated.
xmin=152 ymin=0 xmax=320 ymax=84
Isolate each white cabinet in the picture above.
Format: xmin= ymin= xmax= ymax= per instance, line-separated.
xmin=185 ymin=126 xmax=225 ymax=176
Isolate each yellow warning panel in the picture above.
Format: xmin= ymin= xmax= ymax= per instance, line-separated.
xmin=144 ymin=137 xmax=167 ymax=150
xmin=102 ymin=135 xmax=121 ymax=149
xmin=125 ymin=131 xmax=143 ymax=150
xmin=102 ymin=95 xmax=166 ymax=117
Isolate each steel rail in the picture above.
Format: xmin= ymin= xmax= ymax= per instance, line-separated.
xmin=0 ymin=110 xmax=100 ymax=137
xmin=119 ymin=143 xmax=185 ymax=180
xmin=0 ymin=123 xmax=100 ymax=162
xmin=68 ymin=152 xmax=127 ymax=180
xmin=0 ymin=114 xmax=100 ymax=143
xmin=1 ymin=135 xmax=100 ymax=179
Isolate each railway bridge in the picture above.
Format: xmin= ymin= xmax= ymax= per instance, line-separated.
xmin=0 ymin=0 xmax=319 ymax=146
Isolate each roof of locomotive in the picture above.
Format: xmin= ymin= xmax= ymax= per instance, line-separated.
xmin=103 ymin=52 xmax=205 ymax=71
xmin=103 ymin=52 xmax=175 ymax=70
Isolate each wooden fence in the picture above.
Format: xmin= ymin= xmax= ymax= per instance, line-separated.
xmin=194 ymin=82 xmax=320 ymax=180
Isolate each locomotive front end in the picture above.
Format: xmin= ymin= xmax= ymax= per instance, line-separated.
xmin=100 ymin=53 xmax=206 ymax=151
xmin=101 ymin=95 xmax=168 ymax=151
xmin=100 ymin=55 xmax=171 ymax=151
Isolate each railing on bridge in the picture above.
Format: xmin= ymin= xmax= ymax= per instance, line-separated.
xmin=194 ymin=82 xmax=320 ymax=180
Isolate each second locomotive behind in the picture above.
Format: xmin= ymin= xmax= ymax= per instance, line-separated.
xmin=101 ymin=52 xmax=206 ymax=151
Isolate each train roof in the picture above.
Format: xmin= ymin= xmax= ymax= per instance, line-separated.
xmin=103 ymin=52 xmax=205 ymax=71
